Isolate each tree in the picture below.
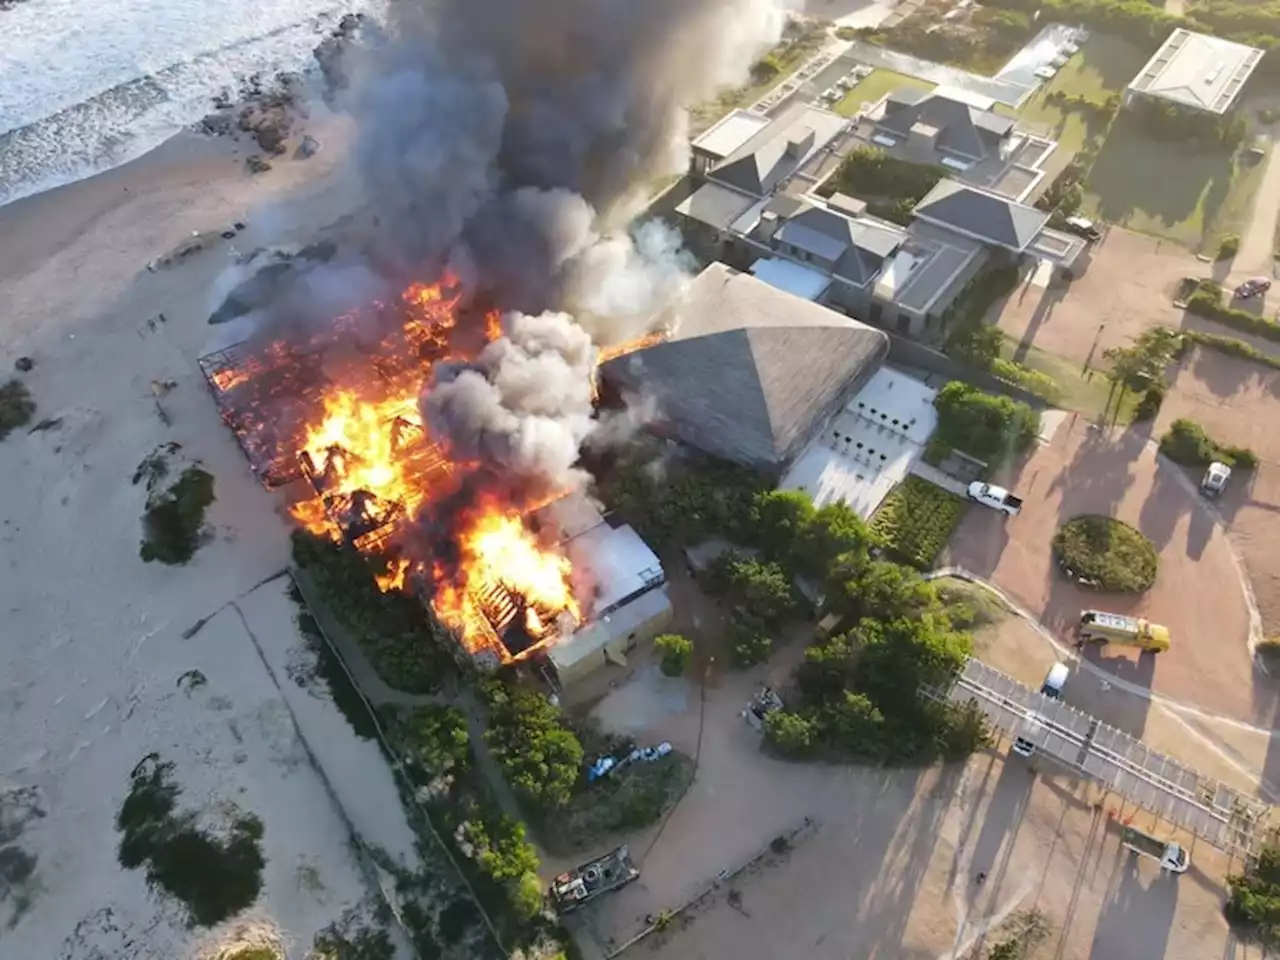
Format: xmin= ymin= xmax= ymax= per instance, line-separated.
xmin=469 ymin=816 xmax=540 ymax=884
xmin=1228 ymin=844 xmax=1280 ymax=948
xmin=482 ymin=682 xmax=584 ymax=810
xmin=1102 ymin=326 xmax=1181 ymax=408
xmin=820 ymin=691 xmax=885 ymax=751
xmin=932 ymin=381 xmax=1040 ymax=466
xmin=825 ymin=560 xmax=936 ymax=623
xmin=708 ymin=554 xmax=799 ymax=627
xmin=751 ymin=489 xmax=816 ymax=564
xmin=654 ymin=633 xmax=693 ymax=677
xmin=727 ymin=610 xmax=773 ymax=668
xmin=407 ymin=705 xmax=471 ymax=774
xmin=763 ymin=710 xmax=819 ymax=757
xmin=796 ymin=502 xmax=876 ymax=577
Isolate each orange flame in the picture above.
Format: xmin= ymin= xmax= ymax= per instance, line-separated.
xmin=259 ymin=277 xmax=586 ymax=663
xmin=596 ymin=330 xmax=667 ymax=365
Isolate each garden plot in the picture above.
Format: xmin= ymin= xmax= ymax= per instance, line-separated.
xmin=871 ymin=476 xmax=968 ymax=568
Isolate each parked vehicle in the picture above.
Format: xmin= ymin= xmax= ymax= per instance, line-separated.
xmin=742 ymin=686 xmax=784 ymax=731
xmin=550 ymin=846 xmax=641 ymax=913
xmin=1011 ymin=711 xmax=1050 ymax=757
xmin=815 ymin=612 xmax=845 ymax=641
xmin=1234 ymin=277 xmax=1272 ymax=299
xmin=1077 ymin=610 xmax=1171 ymax=653
xmin=1201 ymin=460 xmax=1232 ymax=498
xmin=1121 ymin=825 xmax=1189 ymax=873
xmin=967 ymin=481 xmax=1023 ymax=516
xmin=1040 ymin=662 xmax=1069 ymax=699
xmin=1063 ymin=215 xmax=1102 ymax=241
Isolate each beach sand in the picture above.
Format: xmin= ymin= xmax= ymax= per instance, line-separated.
xmin=0 ymin=121 xmax=413 ymax=958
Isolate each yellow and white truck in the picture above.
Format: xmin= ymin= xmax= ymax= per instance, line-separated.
xmin=1077 ymin=610 xmax=1170 ymax=653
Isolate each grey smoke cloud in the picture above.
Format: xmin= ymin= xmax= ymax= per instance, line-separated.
xmin=319 ymin=0 xmax=786 ymax=493
xmin=424 ymin=310 xmax=600 ymax=491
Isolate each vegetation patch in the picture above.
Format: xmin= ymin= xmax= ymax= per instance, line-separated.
xmin=933 ymin=577 xmax=1009 ymax=631
xmin=984 ymin=909 xmax=1051 ymax=959
xmin=481 ymin=680 xmax=584 ymax=812
xmin=871 ymin=477 xmax=967 ymax=569
xmin=819 ymin=146 xmax=945 ymax=204
xmin=654 ymin=633 xmax=693 ymax=677
xmin=860 ymin=1 xmax=1036 ymax=74
xmin=931 ymin=380 xmax=1040 ymax=469
xmin=139 ymin=465 xmax=216 ymax=564
xmin=1052 ymin=515 xmax=1158 ymax=594
xmin=1159 ymin=417 xmax=1257 ymax=469
xmin=291 ymin=531 xmax=451 ymax=694
xmin=116 ymin=754 xmax=264 ymax=927
xmin=547 ymin=746 xmax=696 ymax=856
xmin=1228 ymin=844 xmax=1280 ymax=950
xmin=0 ymin=378 xmax=36 ymax=440
xmin=1184 ymin=328 xmax=1280 ymax=372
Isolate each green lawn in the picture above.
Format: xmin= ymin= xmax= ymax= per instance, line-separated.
xmin=1017 ymin=33 xmax=1263 ymax=253
xmin=1016 ymin=34 xmax=1144 ymax=156
xmin=999 ymin=335 xmax=1139 ymax=423
xmin=834 ymin=69 xmax=933 ymax=117
xmin=1081 ymin=116 xmax=1261 ymax=252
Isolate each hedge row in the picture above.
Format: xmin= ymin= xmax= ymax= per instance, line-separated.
xmin=1158 ymin=418 xmax=1258 ymax=469
xmin=871 ymin=476 xmax=968 ymax=568
xmin=1186 ymin=280 xmax=1280 ymax=343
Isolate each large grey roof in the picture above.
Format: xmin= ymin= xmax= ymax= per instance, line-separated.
xmin=601 ymin=264 xmax=889 ymax=471
xmin=877 ymin=90 xmax=1014 ymax=159
xmin=776 ymin=205 xmax=906 ymax=286
xmin=913 ymin=179 xmax=1048 ymax=252
xmin=709 ymin=102 xmax=847 ymax=196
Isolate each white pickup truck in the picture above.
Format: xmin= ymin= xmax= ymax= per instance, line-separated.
xmin=1122 ymin=826 xmax=1189 ymax=874
xmin=967 ymin=481 xmax=1023 ymax=517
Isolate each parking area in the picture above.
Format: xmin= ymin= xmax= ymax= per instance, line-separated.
xmin=563 ymin=643 xmax=1240 ymax=960
xmin=1155 ymin=347 xmax=1280 ymax=638
xmin=993 ymin=229 xmax=1199 ymax=368
xmin=943 ymin=413 xmax=1255 ymax=723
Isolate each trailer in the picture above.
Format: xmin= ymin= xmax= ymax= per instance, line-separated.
xmin=550 ymin=845 xmax=640 ymax=913
xmin=1122 ymin=826 xmax=1189 ymax=873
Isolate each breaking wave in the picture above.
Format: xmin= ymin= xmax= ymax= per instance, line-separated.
xmin=0 ymin=0 xmax=382 ymax=207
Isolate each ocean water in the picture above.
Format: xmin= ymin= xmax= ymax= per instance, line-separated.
xmin=0 ymin=0 xmax=381 ymax=206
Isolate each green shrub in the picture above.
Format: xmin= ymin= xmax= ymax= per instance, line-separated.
xmin=481 ymin=680 xmax=584 ymax=811
xmin=1159 ymin=418 xmax=1257 ymax=468
xmin=654 ymin=633 xmax=693 ymax=677
xmin=991 ymin=358 xmax=1062 ymax=402
xmin=0 ymin=378 xmax=36 ymax=439
xmin=1228 ymin=844 xmax=1280 ymax=948
xmin=821 ymin=147 xmax=945 ymax=202
xmin=116 ymin=755 xmax=264 ymax=927
xmin=1184 ymin=329 xmax=1280 ymax=370
xmin=763 ymin=710 xmax=819 ymax=757
xmin=1218 ymin=234 xmax=1241 ymax=260
xmin=1133 ymin=384 xmax=1165 ymax=421
xmin=1186 ymin=280 xmax=1280 ymax=343
xmin=870 ymin=477 xmax=967 ymax=569
xmin=404 ymin=705 xmax=472 ymax=775
xmin=932 ymin=380 xmax=1040 ymax=467
xmin=291 ymin=531 xmax=450 ymax=694
xmin=1052 ymin=515 xmax=1158 ymax=593
xmin=727 ymin=609 xmax=773 ymax=668
xmin=140 ymin=466 xmax=216 ymax=564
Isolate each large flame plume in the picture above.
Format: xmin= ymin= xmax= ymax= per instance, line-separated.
xmin=205 ymin=273 xmax=664 ymax=664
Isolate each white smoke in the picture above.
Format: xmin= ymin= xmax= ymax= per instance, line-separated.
xmin=423 ymin=310 xmax=601 ymax=491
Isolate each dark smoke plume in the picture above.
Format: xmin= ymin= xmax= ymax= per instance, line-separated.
xmin=337 ymin=0 xmax=790 ymax=490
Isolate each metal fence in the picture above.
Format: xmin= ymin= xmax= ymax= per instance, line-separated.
xmin=927 ymin=658 xmax=1270 ymax=858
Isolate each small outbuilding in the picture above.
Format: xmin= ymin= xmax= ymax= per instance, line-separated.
xmin=1125 ymin=29 xmax=1263 ymax=115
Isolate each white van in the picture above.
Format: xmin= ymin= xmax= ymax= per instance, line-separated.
xmin=1039 ymin=663 xmax=1069 ymax=699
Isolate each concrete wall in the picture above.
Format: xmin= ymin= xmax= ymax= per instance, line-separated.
xmin=885 ymin=336 xmax=1047 ymax=408
xmin=554 ymin=595 xmax=675 ymax=689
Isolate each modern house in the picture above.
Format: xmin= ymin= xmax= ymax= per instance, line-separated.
xmin=675 ymin=100 xmax=1084 ymax=337
xmin=872 ymin=87 xmax=1017 ymax=166
xmin=852 ymin=84 xmax=1057 ymax=201
xmin=1125 ymin=29 xmax=1263 ymax=116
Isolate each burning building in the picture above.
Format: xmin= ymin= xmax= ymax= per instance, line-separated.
xmin=199 ymin=269 xmax=671 ymax=690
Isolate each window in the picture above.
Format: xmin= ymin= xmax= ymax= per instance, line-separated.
xmin=869 ymin=301 xmax=883 ymax=323
xmin=896 ymin=312 xmax=912 ymax=334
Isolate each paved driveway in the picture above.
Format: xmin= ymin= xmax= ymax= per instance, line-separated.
xmin=944 ymin=415 xmax=1255 ymax=723
xmin=994 ymin=229 xmax=1198 ymax=368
